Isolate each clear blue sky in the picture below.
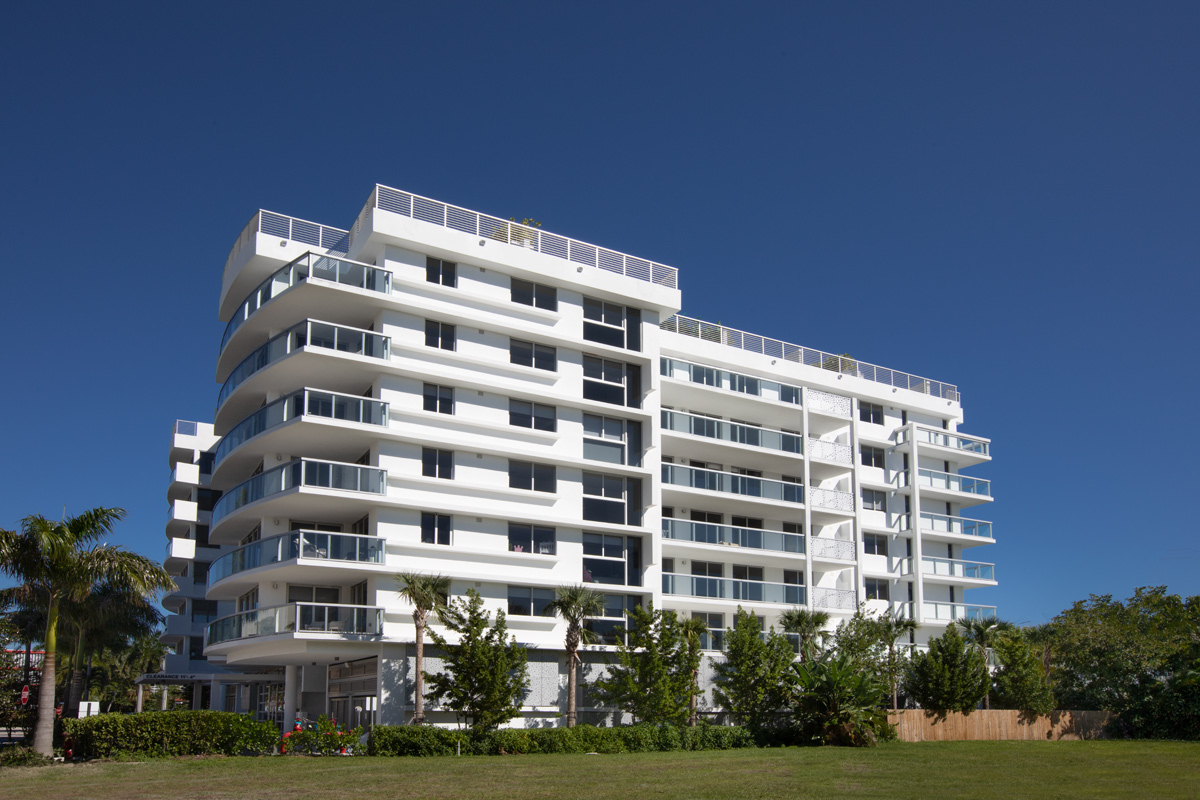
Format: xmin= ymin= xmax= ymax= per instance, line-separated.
xmin=2 ymin=2 xmax=1196 ymax=626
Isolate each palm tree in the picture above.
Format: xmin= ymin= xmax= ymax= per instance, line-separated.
xmin=0 ymin=508 xmax=176 ymax=756
xmin=779 ymin=607 xmax=831 ymax=663
xmin=546 ymin=585 xmax=605 ymax=728
xmin=679 ymin=615 xmax=709 ymax=726
xmin=396 ymin=572 xmax=450 ymax=724
xmin=960 ymin=617 xmax=1014 ymax=709
xmin=881 ymin=613 xmax=919 ymax=710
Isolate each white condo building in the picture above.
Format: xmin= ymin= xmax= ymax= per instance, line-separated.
xmin=153 ymin=184 xmax=996 ymax=727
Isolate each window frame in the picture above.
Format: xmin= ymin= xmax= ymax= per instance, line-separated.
xmin=423 ymin=383 xmax=454 ymax=414
xmin=859 ymin=402 xmax=884 ymax=425
xmin=421 ymin=512 xmax=452 ymax=546
xmin=510 ymin=338 xmax=557 ymax=371
xmin=507 ymin=523 xmax=556 ymax=555
xmin=422 ymin=447 xmax=454 ymax=480
xmin=509 ymin=399 xmax=556 ymax=432
xmin=425 ymin=256 xmax=457 ymax=288
xmin=508 ymin=460 xmax=557 ymax=493
xmin=425 ymin=319 xmax=456 ymax=351
xmin=510 ymin=278 xmax=557 ymax=311
xmin=862 ymin=488 xmax=887 ymax=512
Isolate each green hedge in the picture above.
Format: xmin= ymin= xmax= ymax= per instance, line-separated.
xmin=62 ymin=711 xmax=279 ymax=758
xmin=368 ymin=723 xmax=755 ymax=757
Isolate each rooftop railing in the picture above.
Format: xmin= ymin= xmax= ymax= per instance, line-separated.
xmin=358 ymin=184 xmax=678 ymax=288
xmin=660 ymin=315 xmax=959 ymax=402
xmin=224 ymin=211 xmax=351 ymax=276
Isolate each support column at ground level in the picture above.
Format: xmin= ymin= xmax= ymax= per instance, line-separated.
xmin=161 ymin=686 xmax=168 ymax=711
xmin=210 ymin=678 xmax=221 ymax=710
xmin=136 ymin=685 xmax=143 ymax=713
xmin=283 ymin=666 xmax=298 ymax=727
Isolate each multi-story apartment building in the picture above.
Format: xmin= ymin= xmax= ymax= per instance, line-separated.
xmin=156 ymin=184 xmax=995 ymax=727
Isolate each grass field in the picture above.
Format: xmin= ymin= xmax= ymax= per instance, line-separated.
xmin=5 ymin=741 xmax=1197 ymax=799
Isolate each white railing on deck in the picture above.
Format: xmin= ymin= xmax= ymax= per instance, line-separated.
xmin=224 ymin=211 xmax=351 ymax=276
xmin=363 ymin=184 xmax=678 ymax=289
xmin=660 ymin=315 xmax=959 ymax=402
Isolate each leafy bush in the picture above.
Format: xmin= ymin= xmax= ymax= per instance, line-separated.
xmin=0 ymin=745 xmax=53 ymax=768
xmin=369 ymin=722 xmax=757 ymax=757
xmin=284 ymin=715 xmax=363 ymax=756
xmin=63 ymin=711 xmax=278 ymax=759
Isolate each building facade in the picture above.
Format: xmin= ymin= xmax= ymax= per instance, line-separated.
xmin=158 ymin=184 xmax=996 ymax=727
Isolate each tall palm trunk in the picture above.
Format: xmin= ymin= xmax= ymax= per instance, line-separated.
xmin=66 ymin=635 xmax=86 ymax=718
xmin=412 ymin=614 xmax=426 ymax=724
xmin=566 ymin=646 xmax=578 ymax=728
xmin=890 ymin=643 xmax=900 ymax=711
xmin=33 ymin=601 xmax=58 ymax=756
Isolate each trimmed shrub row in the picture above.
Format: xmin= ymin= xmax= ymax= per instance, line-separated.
xmin=368 ymin=722 xmax=755 ymax=757
xmin=63 ymin=711 xmax=279 ymax=759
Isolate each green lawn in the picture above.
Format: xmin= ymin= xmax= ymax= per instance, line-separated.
xmin=5 ymin=741 xmax=1197 ymax=799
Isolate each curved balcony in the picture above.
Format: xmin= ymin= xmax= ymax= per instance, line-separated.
xmin=215 ymin=320 xmax=389 ymax=430
xmin=663 ymin=574 xmax=805 ymax=606
xmin=208 ymin=530 xmax=387 ymax=595
xmin=662 ymin=464 xmax=804 ymax=507
xmin=218 ymin=253 xmax=391 ymax=380
xmin=212 ymin=389 xmax=389 ymax=487
xmin=662 ymin=519 xmax=804 ymax=554
xmin=211 ymin=458 xmax=387 ymax=539
xmin=206 ymin=603 xmax=383 ymax=647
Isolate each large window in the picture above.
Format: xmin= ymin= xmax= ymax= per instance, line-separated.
xmin=508 ymin=523 xmax=556 ymax=555
xmin=860 ymin=445 xmax=886 ymax=468
xmin=865 ymin=578 xmax=890 ymax=601
xmin=507 ymin=586 xmax=555 ymax=617
xmin=424 ymin=383 xmax=454 ymax=414
xmin=582 ymin=533 xmax=642 ymax=587
xmin=583 ymin=414 xmax=640 ymax=466
xmin=863 ymin=533 xmax=888 ymax=556
xmin=511 ymin=278 xmax=557 ymax=311
xmin=732 ymin=564 xmax=763 ymax=582
xmin=425 ymin=320 xmax=455 ymax=351
xmin=510 ymin=338 xmax=557 ymax=371
xmin=509 ymin=460 xmax=557 ymax=493
xmin=422 ymin=448 xmax=454 ymax=479
xmin=583 ymin=298 xmax=641 ymax=351
xmin=860 ymin=402 xmax=884 ymax=425
xmin=583 ymin=472 xmax=641 ymax=525
xmin=191 ymin=599 xmax=218 ymax=623
xmin=692 ymin=612 xmax=724 ymax=650
xmin=583 ymin=356 xmax=640 ymax=407
xmin=585 ymin=594 xmax=642 ymax=645
xmin=426 ymin=257 xmax=456 ymax=287
xmin=862 ymin=489 xmax=886 ymax=512
xmin=193 ymin=561 xmax=210 ymax=585
xmin=421 ymin=512 xmax=451 ymax=545
xmin=509 ymin=399 xmax=556 ymax=431
xmin=287 ymin=585 xmax=340 ymax=604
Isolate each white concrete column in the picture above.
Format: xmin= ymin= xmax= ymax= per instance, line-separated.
xmin=283 ymin=666 xmax=298 ymax=726
xmin=209 ymin=679 xmax=221 ymax=710
xmin=192 ymin=681 xmax=203 ymax=709
xmin=135 ymin=684 xmax=144 ymax=713
xmin=161 ymin=686 xmax=168 ymax=711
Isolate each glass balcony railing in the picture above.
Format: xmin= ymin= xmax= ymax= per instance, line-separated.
xmin=659 ymin=358 xmax=802 ymax=405
xmin=217 ymin=320 xmax=389 ymax=411
xmin=662 ymin=464 xmax=804 ymax=504
xmin=918 ymin=512 xmax=992 ymax=539
xmin=208 ymin=530 xmax=386 ymax=587
xmin=206 ymin=603 xmax=383 ymax=646
xmin=921 ymin=557 xmax=995 ymax=581
xmin=662 ymin=519 xmax=805 ymax=554
xmin=916 ymin=468 xmax=991 ymax=497
xmin=922 ymin=601 xmax=996 ymax=622
xmin=661 ymin=410 xmax=802 ymax=454
xmin=211 ymin=458 xmax=387 ymax=527
xmin=220 ymin=252 xmax=391 ymax=355
xmin=214 ymin=389 xmax=389 ymax=468
xmin=898 ymin=426 xmax=990 ymax=457
xmin=663 ymin=574 xmax=805 ymax=605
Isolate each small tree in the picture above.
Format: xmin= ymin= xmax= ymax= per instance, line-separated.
xmin=591 ymin=603 xmax=698 ymax=725
xmin=395 ymin=572 xmax=450 ymax=724
xmin=779 ymin=607 xmax=830 ymax=664
xmin=991 ymin=631 xmax=1055 ymax=718
xmin=679 ymin=615 xmax=709 ymax=726
xmin=830 ymin=605 xmax=891 ymax=675
xmin=546 ymin=584 xmax=605 ymax=728
xmin=711 ymin=608 xmax=795 ymax=733
xmin=792 ymin=652 xmax=890 ymax=746
xmin=880 ymin=614 xmax=919 ymax=710
xmin=960 ymin=617 xmax=1014 ymax=710
xmin=424 ymin=589 xmax=529 ymax=731
xmin=904 ymin=623 xmax=989 ymax=718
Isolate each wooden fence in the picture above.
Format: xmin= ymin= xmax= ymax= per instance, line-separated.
xmin=887 ymin=710 xmax=1111 ymax=742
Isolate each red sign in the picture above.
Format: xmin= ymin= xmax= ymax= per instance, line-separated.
xmin=55 ymin=704 xmax=63 ymax=717
xmin=20 ymin=686 xmax=30 ymax=705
